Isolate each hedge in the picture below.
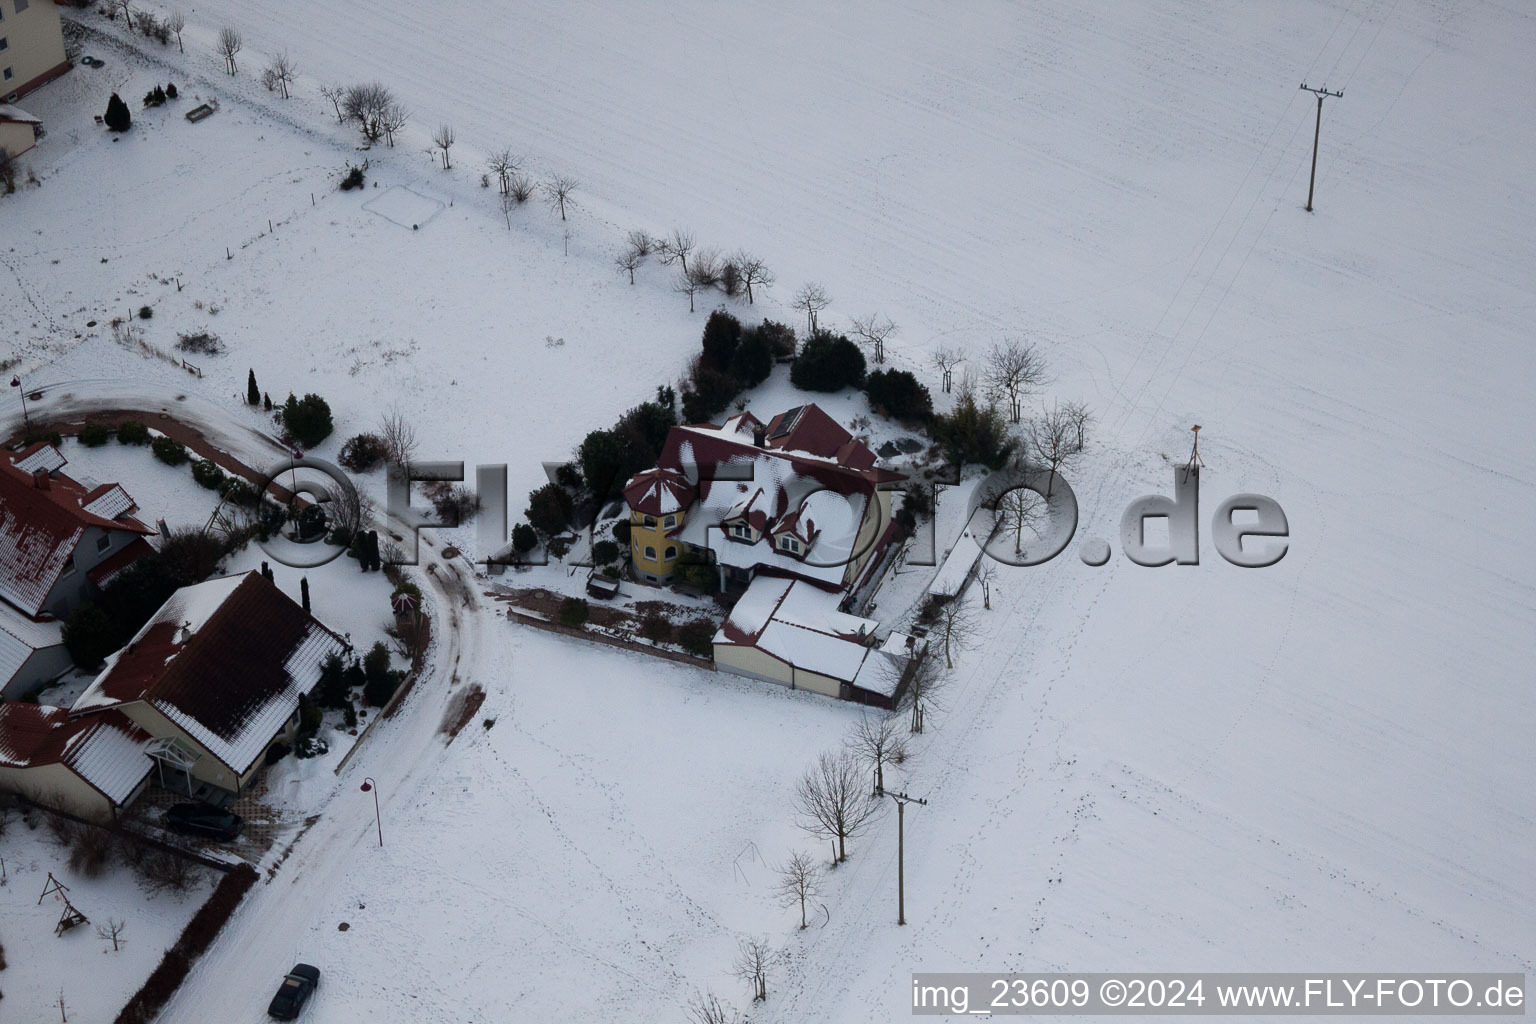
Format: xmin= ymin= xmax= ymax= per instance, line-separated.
xmin=115 ymin=863 xmax=258 ymax=1024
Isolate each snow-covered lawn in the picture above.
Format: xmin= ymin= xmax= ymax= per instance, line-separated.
xmin=0 ymin=813 xmax=217 ymax=1023
xmin=0 ymin=0 xmax=1529 ymax=1022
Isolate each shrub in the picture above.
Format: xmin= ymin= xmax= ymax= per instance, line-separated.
xmin=166 ymin=83 xmax=178 ymax=99
xmin=865 ymin=368 xmax=933 ymax=421
xmin=340 ymin=162 xmax=367 ymax=191
xmin=264 ymin=741 xmax=290 ymax=766
xmin=78 ymin=422 xmax=112 ymax=447
xmin=152 ymin=435 xmax=188 ymax=465
xmin=314 ymin=653 xmax=351 ymax=709
xmin=791 ymin=331 xmax=866 ymax=392
xmin=364 ymin=672 xmax=400 ymax=708
xmin=557 ymin=597 xmax=589 ymax=628
xmin=932 ymin=391 xmax=1015 ymax=470
xmin=577 ymin=428 xmax=650 ymax=500
xmin=138 ymin=305 xmax=154 ymax=319
xmin=700 ymin=308 xmax=742 ymax=372
xmin=592 ymin=539 xmax=620 ymax=564
xmin=616 ymin=400 xmax=676 ymax=458
xmin=104 ymin=92 xmax=131 ymax=132
xmin=23 ymin=428 xmax=63 ymax=447
xmin=66 ymin=821 xmax=114 ymax=878
xmin=676 ymin=618 xmax=716 ymax=657
xmin=611 ymin=520 xmax=631 ymax=544
xmin=281 ymin=393 xmax=334 ymax=447
xmin=363 ymin=641 xmax=392 ymax=684
xmin=174 ymin=331 xmax=223 ymax=355
xmin=296 ymin=693 xmax=323 ymax=740
xmin=426 ymin=482 xmax=480 ymax=524
xmin=339 ymin=432 xmax=387 ymax=471
xmin=729 ymin=326 xmax=774 ymax=388
xmin=190 ymin=459 xmax=225 ymax=489
xmin=511 ymin=522 xmax=537 ymax=555
xmin=525 ymin=483 xmax=574 ymax=536
xmin=758 ymin=319 xmax=798 ymax=359
xmin=638 ymin=612 xmax=672 ymax=644
xmin=63 ymin=604 xmax=121 ymax=668
xmin=680 ymin=366 xmax=739 ymax=423
xmin=117 ymin=419 xmax=150 ymax=445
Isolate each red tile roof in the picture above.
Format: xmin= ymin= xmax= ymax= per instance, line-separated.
xmin=0 ymin=449 xmax=152 ymax=615
xmin=72 ymin=572 xmax=348 ymax=776
xmin=0 ymin=703 xmax=152 ymax=806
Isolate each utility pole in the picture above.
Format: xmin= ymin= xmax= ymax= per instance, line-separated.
xmin=1299 ymin=82 xmax=1343 ymax=212
xmin=875 ymin=787 xmax=928 ymax=925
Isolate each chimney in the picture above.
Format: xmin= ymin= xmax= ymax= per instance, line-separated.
xmin=32 ymin=468 xmax=50 ymax=490
xmin=177 ymin=620 xmax=193 ymax=644
xmin=753 ymin=426 xmax=766 ymax=448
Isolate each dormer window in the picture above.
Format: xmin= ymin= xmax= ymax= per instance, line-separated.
xmin=779 ymin=536 xmax=801 ymax=554
xmin=96 ymin=535 xmax=111 ymax=552
xmin=730 ymin=522 xmax=751 ymax=540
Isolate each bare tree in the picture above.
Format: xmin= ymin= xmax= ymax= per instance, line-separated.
xmin=507 ymin=173 xmax=534 ymax=203
xmin=848 ymin=713 xmax=907 ymax=795
xmin=487 ymin=148 xmax=519 ymax=194
xmin=933 ymin=594 xmax=979 ymax=671
xmin=167 ymin=9 xmax=185 ymax=52
xmin=732 ymin=936 xmax=772 ymax=1002
xmin=984 ymin=339 xmax=1047 ymax=423
xmin=625 ymin=230 xmax=654 ymax=257
xmin=773 ymin=851 xmax=823 ymax=929
xmin=323 ymin=481 xmax=372 ymax=540
xmin=977 ymin=562 xmax=998 ymax=609
xmin=850 ymin=314 xmax=897 ymax=364
xmin=931 ymin=345 xmax=964 ymax=393
xmin=110 ymin=0 xmax=132 ymax=23
xmin=1028 ymin=403 xmax=1080 ymax=498
xmin=266 ymin=52 xmax=298 ymax=99
xmin=217 ymin=27 xmax=242 ymax=75
xmin=795 ymin=750 xmax=883 ymax=863
xmin=431 ymin=123 xmax=455 ymax=169
xmin=991 ymin=483 xmax=1047 ymax=554
xmin=793 ymin=282 xmax=831 ymax=335
xmin=343 ymin=82 xmax=392 ymax=143
xmin=139 ymin=849 xmax=200 ymax=894
xmin=657 ymin=228 xmax=696 ymax=275
xmin=689 ymin=246 xmax=723 ymax=288
xmin=97 ymin=917 xmax=127 ymax=952
xmin=378 ymin=406 xmax=418 ymax=470
xmin=899 ymin=642 xmax=946 ymax=733
xmin=543 ymin=174 xmax=578 ymax=220
xmin=1062 ymin=399 xmax=1093 ymax=452
xmin=379 ymin=101 xmax=409 ymax=146
xmin=319 ymin=84 xmax=347 ymax=123
xmin=673 ymin=268 xmax=700 ymax=313
xmin=730 ymin=251 xmax=773 ymax=304
xmin=687 ymin=990 xmax=746 ymax=1024
xmin=615 ymin=246 xmax=645 ymax=285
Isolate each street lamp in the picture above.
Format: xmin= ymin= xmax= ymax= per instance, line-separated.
xmin=9 ymin=376 xmax=29 ymax=435
xmin=360 ymin=777 xmax=382 ymax=846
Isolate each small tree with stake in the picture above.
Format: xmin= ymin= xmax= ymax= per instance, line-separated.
xmin=773 ymin=851 xmax=823 ymax=929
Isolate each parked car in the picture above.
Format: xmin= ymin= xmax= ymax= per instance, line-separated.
xmin=268 ymin=963 xmax=321 ymax=1020
xmin=163 ymin=802 xmax=242 ymax=841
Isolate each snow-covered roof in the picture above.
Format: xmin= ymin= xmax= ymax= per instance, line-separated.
xmin=0 ymin=104 xmax=42 ymax=126
xmin=0 ymin=602 xmax=65 ymax=683
xmin=72 ymin=572 xmax=349 ymax=776
xmin=0 ymin=447 xmax=153 ymax=616
xmin=622 ymin=468 xmax=695 ymax=517
xmin=715 ymin=578 xmax=877 ymax=684
xmin=14 ymin=444 xmax=67 ymax=475
xmin=0 ymin=704 xmax=152 ymax=807
xmin=81 ymin=483 xmax=138 ymax=521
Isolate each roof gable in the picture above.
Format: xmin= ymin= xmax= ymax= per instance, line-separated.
xmin=72 ymin=572 xmax=348 ymax=775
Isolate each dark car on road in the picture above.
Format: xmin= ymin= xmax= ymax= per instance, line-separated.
xmin=268 ymin=963 xmax=321 ymax=1020
xmin=163 ymin=802 xmax=242 ymax=841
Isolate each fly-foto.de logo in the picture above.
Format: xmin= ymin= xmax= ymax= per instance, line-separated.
xmin=251 ymin=454 xmax=1288 ymax=572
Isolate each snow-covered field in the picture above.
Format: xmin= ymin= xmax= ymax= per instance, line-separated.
xmin=0 ymin=0 xmax=1531 ymax=1021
